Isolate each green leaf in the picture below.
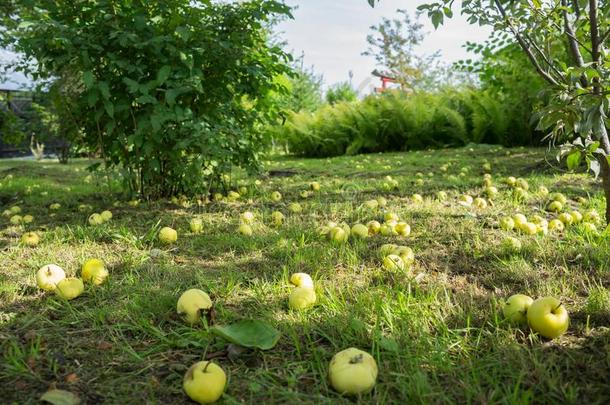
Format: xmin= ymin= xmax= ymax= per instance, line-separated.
xmin=40 ymin=389 xmax=80 ymax=405
xmin=83 ymin=71 xmax=94 ymax=89
xmin=210 ymin=319 xmax=281 ymax=350
xmin=431 ymin=10 xmax=444 ymax=29
xmin=566 ymin=150 xmax=581 ymax=170
xmin=157 ymin=65 xmax=171 ymax=85
xmin=98 ymin=81 xmax=111 ymax=100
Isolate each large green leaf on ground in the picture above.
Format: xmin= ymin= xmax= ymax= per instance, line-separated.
xmin=211 ymin=319 xmax=281 ymax=350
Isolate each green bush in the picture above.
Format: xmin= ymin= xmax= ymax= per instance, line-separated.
xmin=276 ymin=88 xmax=518 ymax=157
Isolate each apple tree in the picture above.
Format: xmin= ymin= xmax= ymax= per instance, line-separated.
xmin=1 ymin=0 xmax=292 ymax=199
xmin=369 ymin=0 xmax=610 ymax=223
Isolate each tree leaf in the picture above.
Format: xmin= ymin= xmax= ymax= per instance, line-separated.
xmin=83 ymin=71 xmax=94 ymax=89
xmin=210 ymin=319 xmax=281 ymax=350
xmin=40 ymin=389 xmax=80 ymax=405
xmin=566 ymin=150 xmax=581 ymax=170
xmin=157 ymin=65 xmax=171 ymax=85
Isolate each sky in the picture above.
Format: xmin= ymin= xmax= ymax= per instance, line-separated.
xmin=276 ymin=0 xmax=491 ymax=93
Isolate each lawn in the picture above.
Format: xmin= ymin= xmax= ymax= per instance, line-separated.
xmin=1 ymin=145 xmax=609 ymax=404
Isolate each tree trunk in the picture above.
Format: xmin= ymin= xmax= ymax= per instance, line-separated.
xmin=597 ymin=125 xmax=610 ymax=224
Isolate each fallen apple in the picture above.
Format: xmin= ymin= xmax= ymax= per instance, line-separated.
xmin=55 ymin=277 xmax=85 ymax=300
xmin=238 ymin=224 xmax=253 ymax=236
xmin=22 ymin=214 xmax=34 ymax=224
xmin=289 ymin=286 xmax=317 ymax=310
xmin=21 ymin=232 xmax=40 ymax=247
xmin=458 ymin=194 xmax=473 ymax=207
xmin=502 ymin=236 xmax=522 ymax=252
xmin=88 ymin=213 xmax=104 ymax=226
xmin=548 ymin=219 xmax=564 ymax=232
xmin=499 ymin=216 xmax=515 ymax=231
xmin=183 ymin=361 xmax=226 ymax=404
xmin=9 ymin=215 xmax=22 ymax=225
xmin=436 ymin=191 xmax=448 ymax=201
xmin=159 ymin=227 xmax=178 ymax=243
xmin=583 ymin=209 xmax=601 ymax=223
xmin=328 ymin=347 xmax=378 ymax=395
xmin=288 ymin=203 xmax=302 ymax=213
xmin=394 ymin=222 xmax=411 ymax=237
xmin=100 ymin=210 xmax=113 ymax=222
xmin=290 ymin=273 xmax=314 ymax=288
xmin=383 ymin=254 xmax=405 ymax=271
xmin=392 ymin=246 xmax=414 ymax=265
xmin=519 ymin=222 xmax=537 ymax=235
xmin=9 ymin=206 xmax=21 ymax=214
xmin=351 ymin=223 xmax=369 ymax=239
xmin=473 ymin=197 xmax=487 ymax=209
xmin=558 ymin=213 xmax=574 ymax=225
xmin=190 ymin=218 xmax=204 ymax=234
xmin=384 ymin=212 xmax=399 ymax=222
xmin=36 ymin=264 xmax=66 ymax=291
xmin=527 ymin=296 xmax=569 ymax=339
xmin=309 ymin=181 xmax=321 ymax=191
xmin=81 ymin=258 xmax=109 ymax=285
xmin=569 ymin=210 xmax=582 ymax=223
xmin=177 ymin=289 xmax=213 ymax=324
xmin=270 ymin=191 xmax=282 ymax=202
xmin=550 ymin=192 xmax=567 ymax=204
xmin=411 ymin=194 xmax=423 ymax=204
xmin=513 ymin=214 xmax=527 ymax=228
xmin=49 ymin=203 xmax=61 ymax=210
xmin=503 ymin=294 xmax=533 ymax=325
xmin=367 ymin=220 xmax=381 ymax=235
xmin=363 ymin=199 xmax=379 ymax=210
xmin=329 ymin=226 xmax=348 ymax=243
xmin=271 ymin=211 xmax=285 ymax=226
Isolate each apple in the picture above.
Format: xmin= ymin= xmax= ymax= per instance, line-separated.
xmin=300 ymin=190 xmax=311 ymax=199
xmin=550 ymin=192 xmax=567 ymax=204
xmin=328 ymin=348 xmax=378 ymax=395
xmin=548 ymin=219 xmax=564 ymax=232
xmin=351 ymin=223 xmax=369 ymax=239
xmin=485 ymin=186 xmax=498 ymax=197
xmin=21 ymin=232 xmax=40 ymax=247
xmin=100 ymin=210 xmax=113 ymax=222
xmin=379 ymin=224 xmax=395 ymax=236
xmin=213 ymin=193 xmax=223 ymax=202
xmin=240 ymin=211 xmax=255 ymax=224
xmin=9 ymin=215 xmax=22 ymax=225
xmin=384 ymin=212 xmax=399 ymax=222
xmin=81 ymin=258 xmax=108 ymax=285
xmin=363 ymin=199 xmax=379 ymax=210
xmin=238 ymin=186 xmax=248 ymax=195
xmin=379 ymin=244 xmax=398 ymax=257
xmin=394 ymin=222 xmax=411 ymax=237
xmin=482 ymin=162 xmax=492 ymax=172
xmin=309 ymin=181 xmax=321 ymax=191
xmin=226 ymin=191 xmax=240 ymax=201
xmin=584 ymin=209 xmax=601 ymax=223
xmin=329 ymin=226 xmax=348 ymax=243
xmin=55 ymin=277 xmax=85 ymax=300
xmin=502 ymin=236 xmax=522 ymax=252
xmin=392 ymin=246 xmax=414 ymax=265
xmin=367 ymin=220 xmax=381 ymax=235
xmin=36 ymin=264 xmax=66 ymax=291
xmin=458 ymin=194 xmax=473 ymax=207
xmin=473 ymin=197 xmax=487 ymax=209
xmin=527 ymin=297 xmax=569 ymax=339
xmin=513 ymin=214 xmax=527 ymax=227
xmin=558 ymin=213 xmax=574 ymax=225
xmin=582 ymin=222 xmax=597 ymax=232
xmin=506 ymin=176 xmax=517 ymax=186
xmin=499 ymin=216 xmax=515 ymax=231
xmin=183 ymin=361 xmax=226 ymax=404
xmin=9 ymin=206 xmax=21 ymax=214
xmin=513 ymin=188 xmax=529 ymax=200
xmin=159 ymin=227 xmax=178 ymax=243
xmin=538 ymin=185 xmax=549 ymax=196
xmin=516 ymin=178 xmax=529 ymax=190
xmin=411 ymin=194 xmax=423 ymax=204
xmin=376 ymin=197 xmax=387 ymax=207
xmin=88 ymin=213 xmax=104 ymax=226
xmin=288 ymin=203 xmax=302 ymax=213
xmin=271 ymin=211 xmax=285 ymax=226
xmin=289 ymin=286 xmax=316 ymax=310
xmin=177 ymin=289 xmax=213 ymax=324
xmin=290 ymin=273 xmax=314 ymax=288
xmin=503 ymin=294 xmax=533 ymax=325
xmin=436 ymin=191 xmax=448 ymax=201
xmin=270 ymin=191 xmax=282 ymax=202
xmin=22 ymin=214 xmax=34 ymax=224
xmin=569 ymin=210 xmax=583 ymax=223
xmin=519 ymin=222 xmax=537 ymax=235
xmin=49 ymin=203 xmax=61 ymax=210
xmin=190 ymin=218 xmax=204 ymax=234
xmin=238 ymin=224 xmax=253 ymax=236
xmin=383 ymin=254 xmax=405 ymax=271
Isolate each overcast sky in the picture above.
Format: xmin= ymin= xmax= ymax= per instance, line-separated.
xmin=276 ymin=0 xmax=491 ymax=93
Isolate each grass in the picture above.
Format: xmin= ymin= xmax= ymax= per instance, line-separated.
xmin=1 ymin=145 xmax=609 ymax=404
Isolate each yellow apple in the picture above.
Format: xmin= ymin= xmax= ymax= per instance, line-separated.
xmin=309 ymin=181 xmax=321 ymax=191
xmin=458 ymin=194 xmax=473 ymax=207
xmin=473 ymin=197 xmax=487 ymax=209
xmin=513 ymin=214 xmax=527 ymax=227
xmin=392 ymin=246 xmax=414 ymax=265
xmin=351 ymin=223 xmax=369 ymax=239
xmin=177 ymin=289 xmax=213 ymax=324
xmin=240 ymin=211 xmax=255 ymax=224
xmin=288 ymin=203 xmax=302 ymax=213
xmin=519 ymin=222 xmax=537 ymax=235
xmin=238 ymin=224 xmax=253 ymax=236
xmin=329 ymin=226 xmax=348 ymax=243
xmin=506 ymin=176 xmax=517 ymax=186
xmin=183 ymin=361 xmax=226 ymax=404
xmin=582 ymin=222 xmax=597 ymax=232
xmin=290 ymin=273 xmax=314 ymax=288
xmin=547 ymin=201 xmax=563 ymax=213
xmin=569 ymin=210 xmax=582 ymax=223
xmin=376 ymin=197 xmax=387 ymax=207
xmin=22 ymin=214 xmax=34 ymax=224
xmin=538 ymin=185 xmax=549 ymax=196
xmin=9 ymin=215 xmax=22 ymax=225
xmin=527 ymin=297 xmax=569 ymax=339
xmin=190 ymin=218 xmax=204 ymax=234
xmin=81 ymin=258 xmax=108 ymax=285
xmin=271 ymin=211 xmax=285 ymax=226
xmin=583 ymin=209 xmax=601 ymax=223
xmin=558 ymin=213 xmax=573 ymax=225
xmin=100 ymin=210 xmax=113 ymax=222
xmin=21 ymin=232 xmax=40 ymax=247
xmin=270 ymin=191 xmax=282 ymax=202
xmin=36 ymin=264 xmax=66 ymax=291
xmin=384 ymin=212 xmax=399 ymax=222
xmin=436 ymin=191 xmax=448 ymax=201
xmin=88 ymin=213 xmax=104 ymax=226
xmin=55 ymin=277 xmax=85 ymax=300
xmin=485 ymin=186 xmax=498 ymax=197
xmin=550 ymin=192 xmax=567 ymax=204
xmin=9 ymin=206 xmax=21 ymax=214
xmin=367 ymin=220 xmax=381 ymax=235
xmin=548 ymin=219 xmax=564 ymax=232
xmin=328 ymin=347 xmax=378 ymax=395
xmin=289 ymin=286 xmax=316 ymax=310
xmin=383 ymin=254 xmax=405 ymax=271
xmin=499 ymin=216 xmax=515 ymax=231
xmin=49 ymin=203 xmax=61 ymax=210
xmin=503 ymin=294 xmax=533 ymax=325
xmin=159 ymin=227 xmax=178 ymax=243
xmin=394 ymin=222 xmax=411 ymax=237
xmin=411 ymin=194 xmax=423 ymax=204
xmin=363 ymin=199 xmax=379 ymax=210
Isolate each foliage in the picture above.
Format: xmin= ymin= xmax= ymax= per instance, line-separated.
xmin=276 ymin=61 xmax=324 ymax=114
xmin=0 ymin=102 xmax=25 ymax=146
xmin=1 ymin=0 xmax=292 ymax=198
xmin=276 ymin=89 xmax=520 ymax=157
xmin=325 ymin=82 xmax=358 ymax=105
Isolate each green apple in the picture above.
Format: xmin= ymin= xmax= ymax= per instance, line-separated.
xmin=289 ymin=286 xmax=316 ymax=310
xmin=328 ymin=348 xmax=378 ymax=395
xmin=582 ymin=222 xmax=597 ymax=232
xmin=482 ymin=162 xmax=492 ymax=172
xmin=506 ymin=176 xmax=517 ymax=186
xmin=238 ymin=186 xmax=248 ymax=195
xmin=550 ymin=192 xmax=567 ymax=204
xmin=538 ymin=185 xmax=549 ymax=196
xmin=309 ymin=181 xmax=321 ymax=191
xmin=379 ymin=224 xmax=394 ymax=236
xmin=516 ymin=178 xmax=529 ymax=190
xmin=503 ymin=294 xmax=533 ymax=325
xmin=271 ymin=211 xmax=285 ymax=226
xmin=584 ymin=209 xmax=601 ymax=223
xmin=290 ymin=273 xmax=314 ymax=288
xmin=436 ymin=191 xmax=448 ymax=201
xmin=300 ymin=190 xmax=311 ymax=199
xmin=240 ymin=211 xmax=255 ymax=224
xmin=329 ymin=226 xmax=348 ymax=243
xmin=100 ymin=210 xmax=113 ymax=222
xmin=383 ymin=254 xmax=405 ymax=271
xmin=376 ymin=197 xmax=387 ymax=207
xmin=473 ymin=197 xmax=487 ymax=209
xmin=9 ymin=215 xmax=22 ymax=225
xmin=177 ymin=289 xmax=213 ymax=324
xmin=392 ymin=246 xmax=415 ymax=265
xmin=288 ymin=203 xmax=302 ymax=213
xmin=558 ymin=212 xmax=574 ymax=225
xmin=499 ymin=216 xmax=515 ymax=231
xmin=36 ymin=264 xmax=66 ymax=291
xmin=513 ymin=188 xmax=529 ymax=200
xmin=49 ymin=203 xmax=61 ymax=210
xmin=384 ymin=212 xmax=399 ymax=222
xmin=226 ymin=191 xmax=240 ymax=201
xmin=519 ymin=222 xmax=537 ymax=235
xmin=527 ymin=297 xmax=569 ymax=339
xmin=21 ymin=232 xmax=40 ymax=247
xmin=237 ymin=224 xmax=253 ymax=236
xmin=270 ymin=191 xmax=282 ymax=202
xmin=363 ymin=199 xmax=379 ymax=210
xmin=485 ymin=186 xmax=498 ymax=197
xmin=88 ymin=213 xmax=104 ymax=226
xmin=502 ymin=236 xmax=522 ymax=252
xmin=212 ymin=193 xmax=223 ymax=202
xmin=190 ymin=218 xmax=204 ymax=234
xmin=569 ymin=210 xmax=583 ymax=223
xmin=513 ymin=214 xmax=527 ymax=227
xmin=9 ymin=206 xmax=21 ymax=214
xmin=458 ymin=194 xmax=473 ymax=207
xmin=55 ymin=277 xmax=85 ymax=300
xmin=367 ymin=220 xmax=381 ymax=235
xmin=411 ymin=194 xmax=423 ymax=204
xmin=183 ymin=361 xmax=226 ymax=404
xmin=351 ymin=223 xmax=369 ymax=239
xmin=548 ymin=219 xmax=564 ymax=232
xmin=159 ymin=227 xmax=178 ymax=243
xmin=81 ymin=258 xmax=109 ymax=285
xmin=394 ymin=222 xmax=411 ymax=237
xmin=22 ymin=214 xmax=34 ymax=224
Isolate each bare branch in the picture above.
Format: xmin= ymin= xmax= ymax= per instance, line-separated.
xmin=562 ymin=0 xmax=588 ymax=87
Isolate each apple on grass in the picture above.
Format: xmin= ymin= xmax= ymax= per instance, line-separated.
xmin=548 ymin=219 xmax=564 ymax=232
xmin=270 ymin=191 xmax=282 ymax=202
xmin=81 ymin=258 xmax=109 ymax=285
xmin=394 ymin=222 xmax=411 ymax=237
xmin=177 ymin=289 xmax=213 ymax=324
xmin=89 ymin=213 xmax=104 ymax=226
xmin=527 ymin=297 xmax=569 ymax=339
xmin=183 ymin=361 xmax=226 ymax=404
xmin=289 ymin=286 xmax=316 ymax=310
xmin=383 ymin=254 xmax=405 ymax=272
xmin=290 ymin=273 xmax=314 ymax=289
xmin=100 ymin=210 xmax=113 ymax=222
xmin=36 ymin=264 xmax=66 ymax=291
xmin=240 ymin=211 xmax=255 ymax=224
xmin=499 ymin=216 xmax=515 ymax=231
xmin=328 ymin=348 xmax=378 ymax=395
xmin=21 ymin=232 xmax=40 ymax=247
xmin=238 ymin=224 xmax=253 ymax=236
xmin=351 ymin=223 xmax=369 ymax=239
xmin=55 ymin=277 xmax=85 ymax=300
xmin=503 ymin=294 xmax=533 ymax=325
xmin=159 ymin=227 xmax=178 ymax=243
xmin=190 ymin=218 xmax=204 ymax=234
xmin=367 ymin=220 xmax=381 ymax=235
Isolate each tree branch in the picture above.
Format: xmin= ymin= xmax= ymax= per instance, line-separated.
xmin=589 ymin=0 xmax=601 ymax=94
xmin=493 ymin=0 xmax=560 ymax=86
xmin=561 ymin=0 xmax=588 ymax=87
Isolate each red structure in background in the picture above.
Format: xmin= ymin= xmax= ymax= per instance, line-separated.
xmin=372 ymin=69 xmax=398 ymax=93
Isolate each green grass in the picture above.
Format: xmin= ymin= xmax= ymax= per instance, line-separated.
xmin=1 ymin=145 xmax=609 ymax=404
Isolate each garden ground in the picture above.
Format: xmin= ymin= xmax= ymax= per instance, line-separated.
xmin=1 ymin=145 xmax=609 ymax=404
